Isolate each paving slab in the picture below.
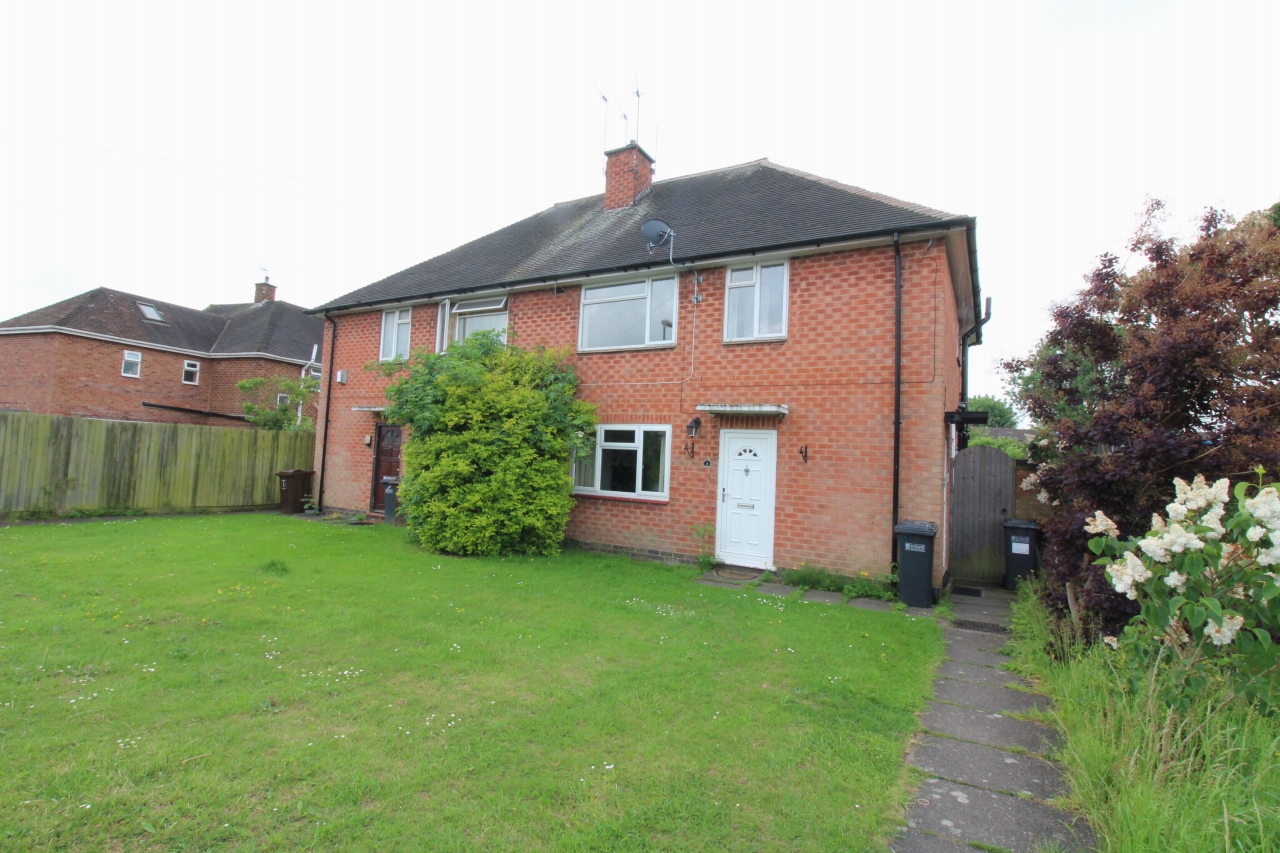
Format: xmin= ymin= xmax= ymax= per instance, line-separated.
xmin=907 ymin=735 xmax=1067 ymax=800
xmin=847 ymin=597 xmax=892 ymax=612
xmin=920 ymin=702 xmax=1060 ymax=755
xmin=889 ymin=828 xmax=976 ymax=852
xmin=938 ymin=660 xmax=1022 ymax=686
xmin=802 ymin=589 xmax=843 ymax=605
xmin=754 ymin=582 xmax=794 ymax=597
xmin=944 ymin=631 xmax=1011 ymax=668
xmin=906 ymin=778 xmax=1094 ymax=852
xmin=933 ymin=678 xmax=1051 ymax=714
xmin=948 ymin=601 xmax=1012 ymax=626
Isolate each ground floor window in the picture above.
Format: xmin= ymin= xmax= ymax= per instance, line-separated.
xmin=573 ymin=424 xmax=670 ymax=499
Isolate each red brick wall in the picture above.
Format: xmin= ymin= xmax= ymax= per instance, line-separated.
xmin=313 ymin=305 xmax=438 ymax=512
xmin=604 ymin=144 xmax=655 ymax=210
xmin=316 ymin=241 xmax=965 ymax=582
xmin=0 ymin=332 xmax=314 ymax=429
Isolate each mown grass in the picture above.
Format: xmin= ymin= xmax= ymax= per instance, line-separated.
xmin=1007 ymin=584 xmax=1280 ymax=852
xmin=0 ymin=513 xmax=943 ymax=851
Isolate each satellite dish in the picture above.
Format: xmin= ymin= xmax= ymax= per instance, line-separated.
xmin=641 ymin=219 xmax=673 ymax=249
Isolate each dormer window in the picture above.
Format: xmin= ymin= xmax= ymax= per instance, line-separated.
xmin=137 ymin=302 xmax=165 ymax=322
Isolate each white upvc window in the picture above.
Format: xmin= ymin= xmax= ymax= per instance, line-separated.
xmin=578 ymin=276 xmax=678 ymax=351
xmin=277 ymin=393 xmax=291 ymax=407
xmin=309 ymin=366 xmax=321 ymax=378
xmin=380 ymin=308 xmax=412 ymax=361
xmin=572 ymin=424 xmax=671 ymax=499
xmin=724 ymin=261 xmax=788 ymax=341
xmin=182 ymin=360 xmax=200 ymax=385
xmin=452 ymin=296 xmax=508 ymax=343
xmin=121 ymin=350 xmax=142 ymax=377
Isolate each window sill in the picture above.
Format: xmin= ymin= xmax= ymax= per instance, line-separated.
xmin=573 ymin=491 xmax=670 ymax=505
xmin=722 ymin=336 xmax=788 ymax=346
xmin=577 ymin=342 xmax=678 ymax=355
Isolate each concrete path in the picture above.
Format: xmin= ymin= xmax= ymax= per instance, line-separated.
xmin=893 ymin=586 xmax=1094 ymax=853
xmin=692 ymin=570 xmax=1094 ymax=851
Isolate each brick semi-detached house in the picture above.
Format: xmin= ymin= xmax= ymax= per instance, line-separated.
xmin=311 ymin=144 xmax=984 ymax=586
xmin=0 ymin=281 xmax=324 ymax=427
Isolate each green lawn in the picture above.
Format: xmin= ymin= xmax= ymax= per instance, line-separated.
xmin=0 ymin=513 xmax=943 ymax=851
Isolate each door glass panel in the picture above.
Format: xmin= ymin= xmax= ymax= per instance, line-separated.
xmin=600 ymin=448 xmax=637 ymax=492
xmin=759 ymin=264 xmax=786 ymax=335
xmin=648 ymin=278 xmax=676 ymax=342
xmin=726 ymin=285 xmax=755 ymax=339
xmin=641 ymin=431 xmax=665 ymax=492
xmin=582 ymin=300 xmax=646 ymax=349
xmin=602 ymin=429 xmax=635 ymax=444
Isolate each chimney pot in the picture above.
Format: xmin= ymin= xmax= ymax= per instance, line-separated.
xmin=603 ymin=141 xmax=656 ymax=211
xmin=255 ymin=280 xmax=277 ymax=303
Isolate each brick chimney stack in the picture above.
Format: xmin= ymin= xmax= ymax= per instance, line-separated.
xmin=255 ymin=278 xmax=277 ymax=303
xmin=603 ymin=141 xmax=655 ymax=210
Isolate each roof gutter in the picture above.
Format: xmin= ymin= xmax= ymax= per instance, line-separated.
xmin=0 ymin=326 xmax=319 ymax=365
xmin=306 ymin=219 xmax=976 ymax=315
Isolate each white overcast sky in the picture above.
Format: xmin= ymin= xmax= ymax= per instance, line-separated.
xmin=2 ymin=1 xmax=1275 ymax=399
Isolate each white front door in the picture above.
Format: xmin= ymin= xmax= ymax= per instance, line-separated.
xmin=716 ymin=429 xmax=777 ymax=569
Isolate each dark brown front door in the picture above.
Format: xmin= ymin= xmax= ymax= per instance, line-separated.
xmin=371 ymin=424 xmax=402 ymax=512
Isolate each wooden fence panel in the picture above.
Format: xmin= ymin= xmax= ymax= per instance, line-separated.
xmin=0 ymin=412 xmax=314 ymax=515
xmin=949 ymin=444 xmax=1016 ymax=582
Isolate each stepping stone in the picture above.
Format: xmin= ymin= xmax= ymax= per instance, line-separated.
xmin=802 ymin=589 xmax=843 ymax=605
xmin=933 ymin=678 xmax=1051 ymax=714
xmin=944 ymin=631 xmax=1010 ymax=668
xmin=907 ymin=735 xmax=1067 ymax=800
xmin=847 ymin=597 xmax=892 ymax=612
xmin=920 ymin=702 xmax=1060 ymax=755
xmin=938 ymin=660 xmax=1021 ymax=687
xmin=890 ymin=828 xmax=976 ymax=852
xmin=906 ymin=778 xmax=1094 ymax=852
xmin=755 ymin=582 xmax=793 ymax=597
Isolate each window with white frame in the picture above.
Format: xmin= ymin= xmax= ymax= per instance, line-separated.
xmin=452 ymin=296 xmax=508 ymax=343
xmin=182 ymin=360 xmax=200 ymax=384
xmin=277 ymin=393 xmax=291 ymax=407
xmin=579 ymin=276 xmax=677 ymax=351
xmin=572 ymin=424 xmax=670 ymax=498
xmin=379 ymin=308 xmax=412 ymax=361
xmin=121 ymin=350 xmax=142 ymax=377
xmin=309 ymin=366 xmax=322 ymax=379
xmin=724 ymin=261 xmax=788 ymax=341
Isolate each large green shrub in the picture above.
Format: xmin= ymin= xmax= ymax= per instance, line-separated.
xmin=381 ymin=332 xmax=596 ymax=556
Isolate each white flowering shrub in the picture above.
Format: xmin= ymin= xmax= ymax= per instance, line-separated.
xmin=1088 ymin=468 xmax=1280 ymax=709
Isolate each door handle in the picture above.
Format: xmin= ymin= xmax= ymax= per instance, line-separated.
xmin=721 ymin=487 xmax=726 ymax=503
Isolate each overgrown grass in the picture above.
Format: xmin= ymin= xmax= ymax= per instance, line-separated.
xmin=778 ymin=567 xmax=898 ymax=602
xmin=1006 ymin=583 xmax=1280 ymax=852
xmin=0 ymin=514 xmax=944 ymax=851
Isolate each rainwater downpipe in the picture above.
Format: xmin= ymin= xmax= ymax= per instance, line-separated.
xmin=891 ymin=233 xmax=903 ymax=564
xmin=958 ymin=297 xmax=993 ymax=449
xmin=317 ymin=314 xmax=337 ymax=510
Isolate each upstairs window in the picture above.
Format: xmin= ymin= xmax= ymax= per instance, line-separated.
xmin=182 ymin=360 xmax=200 ymax=385
xmin=121 ymin=350 xmax=142 ymax=377
xmin=452 ymin=297 xmax=508 ymax=343
xmin=724 ymin=262 xmax=788 ymax=341
xmin=137 ymin=302 xmax=165 ymax=322
xmin=579 ymin=276 xmax=677 ymax=351
xmin=573 ymin=424 xmax=670 ymax=499
xmin=309 ymin=366 xmax=322 ymax=378
xmin=380 ymin=308 xmax=412 ymax=361
xmin=277 ymin=394 xmax=291 ymax=407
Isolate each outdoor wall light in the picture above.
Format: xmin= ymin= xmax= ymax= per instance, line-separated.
xmin=686 ymin=417 xmax=702 ymax=438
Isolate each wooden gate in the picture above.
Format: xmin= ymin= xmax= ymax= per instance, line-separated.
xmin=950 ymin=445 xmax=1016 ymax=582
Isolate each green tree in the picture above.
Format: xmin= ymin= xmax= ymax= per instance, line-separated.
xmin=236 ymin=376 xmax=319 ymax=430
xmin=380 ymin=332 xmax=597 ymax=556
xmin=966 ymin=394 xmax=1018 ymax=428
xmin=967 ymin=433 xmax=1027 ymax=459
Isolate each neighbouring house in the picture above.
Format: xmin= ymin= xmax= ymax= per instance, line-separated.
xmin=310 ymin=143 xmax=983 ymax=585
xmin=0 ymin=280 xmax=324 ymax=427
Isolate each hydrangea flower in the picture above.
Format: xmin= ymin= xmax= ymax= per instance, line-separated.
xmin=1037 ymin=489 xmax=1051 ymax=505
xmin=1247 ymin=526 xmax=1268 ymax=543
xmin=1163 ymin=570 xmax=1187 ymax=593
xmin=1245 ymin=487 xmax=1280 ymax=530
xmin=1204 ymin=613 xmax=1244 ymax=647
xmin=1108 ymin=550 xmax=1153 ymax=599
xmin=1021 ymin=472 xmax=1040 ymax=490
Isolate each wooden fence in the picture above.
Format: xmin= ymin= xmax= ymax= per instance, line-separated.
xmin=950 ymin=444 xmax=1016 ymax=582
xmin=0 ymin=412 xmax=314 ymax=516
